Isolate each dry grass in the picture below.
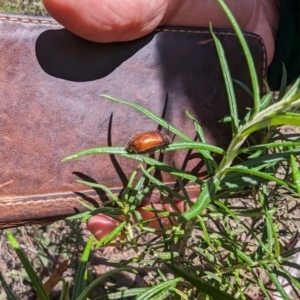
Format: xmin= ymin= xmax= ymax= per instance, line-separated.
xmin=0 ymin=221 xmax=91 ymax=299
xmin=0 ymin=0 xmax=48 ymax=16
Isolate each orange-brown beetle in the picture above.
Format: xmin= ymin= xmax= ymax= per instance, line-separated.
xmin=126 ymin=130 xmax=172 ymax=154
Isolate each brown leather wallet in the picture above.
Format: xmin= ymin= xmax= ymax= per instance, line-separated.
xmin=0 ymin=13 xmax=267 ymax=228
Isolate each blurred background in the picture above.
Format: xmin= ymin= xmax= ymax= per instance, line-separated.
xmin=0 ymin=0 xmax=48 ymax=15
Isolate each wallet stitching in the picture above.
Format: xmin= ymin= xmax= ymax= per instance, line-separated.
xmin=0 ymin=15 xmax=60 ymax=25
xmin=0 ymin=196 xmax=82 ymax=206
xmin=1 ymin=184 xmax=200 ymax=205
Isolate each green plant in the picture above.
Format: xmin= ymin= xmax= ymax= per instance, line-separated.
xmin=61 ymin=87 xmax=300 ymax=299
xmin=62 ymin=0 xmax=300 ymax=298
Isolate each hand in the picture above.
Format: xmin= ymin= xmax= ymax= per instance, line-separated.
xmin=42 ymin=0 xmax=280 ymax=240
xmin=87 ymin=195 xmax=194 ymax=241
xmin=43 ymin=0 xmax=279 ymax=65
xmin=87 ymin=190 xmax=199 ymax=239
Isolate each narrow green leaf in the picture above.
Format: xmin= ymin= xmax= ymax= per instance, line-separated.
xmin=101 ymin=94 xmax=192 ymax=141
xmin=239 ymin=223 xmax=273 ymax=258
xmin=251 ymin=271 xmax=272 ymax=300
xmin=220 ymin=174 xmax=267 ymax=190
xmin=127 ymin=167 xmax=152 ymax=205
xmin=281 ymin=77 xmax=300 ymax=101
xmin=290 ymin=155 xmax=300 ymax=196
xmin=63 ymin=142 xmax=225 ymax=161
xmin=76 ymin=180 xmax=119 ymax=202
xmin=131 ymin=185 xmax=156 ymax=208
xmin=152 ymin=251 xmax=179 ymax=260
xmin=140 ymin=165 xmax=185 ymax=201
xmin=210 ymin=23 xmax=239 ymax=135
xmin=96 ymin=221 xmax=126 ymax=247
xmin=152 ymin=164 xmax=203 ymax=184
xmin=238 ymin=141 xmax=300 ymax=154
xmin=216 ymin=0 xmax=260 ymax=114
xmin=203 ymin=271 xmax=222 ymax=283
xmin=98 ymin=287 xmax=149 ymax=299
xmin=198 ymin=217 xmax=217 ymax=252
xmin=145 ymin=289 xmax=172 ymax=300
xmin=63 ymin=147 xmax=127 ymax=161
xmin=72 ymin=236 xmax=94 ymax=300
xmin=232 ymin=79 xmax=253 ymax=98
xmin=66 ymin=211 xmax=92 ymax=221
xmin=219 ymin=116 xmax=233 ymax=123
xmin=179 ymin=177 xmax=220 ymax=222
xmin=166 ymin=263 xmax=235 ymax=300
xmin=172 ymin=288 xmax=189 ymax=300
xmin=281 ymin=247 xmax=300 ymax=259
xmin=273 ymin=268 xmax=300 ymax=292
xmin=0 ymin=269 xmax=18 ymax=300
xmin=242 ymin=112 xmax=300 ymax=136
xmin=76 ymin=198 xmax=99 ymax=211
xmin=278 ymin=63 xmax=287 ymax=100
xmin=281 ymin=261 xmax=300 ymax=270
xmin=6 ymin=231 xmax=50 ymax=300
xmin=72 ymin=207 xmax=122 ymax=220
xmin=241 ymin=92 xmax=271 ymax=123
xmin=77 ymin=267 xmax=137 ymax=300
xmin=60 ymin=279 xmax=70 ymax=300
xmin=258 ymin=191 xmax=273 ymax=255
xmin=263 ymin=264 xmax=290 ymax=300
xmin=166 ymin=141 xmax=226 ymax=155
xmin=259 ymin=93 xmax=273 ymax=111
xmin=185 ymin=111 xmax=205 ymax=142
xmin=64 ymin=148 xmax=203 ymax=184
xmin=185 ymin=110 xmax=218 ymax=173
xmin=237 ymin=149 xmax=300 ymax=169
xmin=122 ymin=168 xmax=138 ymax=203
xmin=136 ymin=277 xmax=182 ymax=300
xmin=157 ymin=269 xmax=169 ymax=282
xmin=225 ymin=166 xmax=296 ymax=190
xmin=282 ymin=89 xmax=300 ymax=107
xmin=176 ymin=178 xmax=194 ymax=206
xmin=234 ymin=249 xmax=254 ymax=265
xmin=232 ymin=208 xmax=275 ymax=218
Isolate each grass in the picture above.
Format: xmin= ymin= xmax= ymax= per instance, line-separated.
xmin=0 ymin=0 xmax=48 ymax=16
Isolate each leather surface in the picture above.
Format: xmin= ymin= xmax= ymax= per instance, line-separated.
xmin=0 ymin=13 xmax=267 ymax=228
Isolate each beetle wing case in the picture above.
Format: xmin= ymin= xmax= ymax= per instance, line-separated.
xmin=126 ymin=131 xmax=171 ymax=154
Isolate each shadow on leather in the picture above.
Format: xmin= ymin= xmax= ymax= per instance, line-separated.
xmin=35 ymin=28 xmax=155 ymax=82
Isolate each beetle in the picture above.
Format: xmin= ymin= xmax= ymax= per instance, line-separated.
xmin=126 ymin=130 xmax=172 ymax=154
